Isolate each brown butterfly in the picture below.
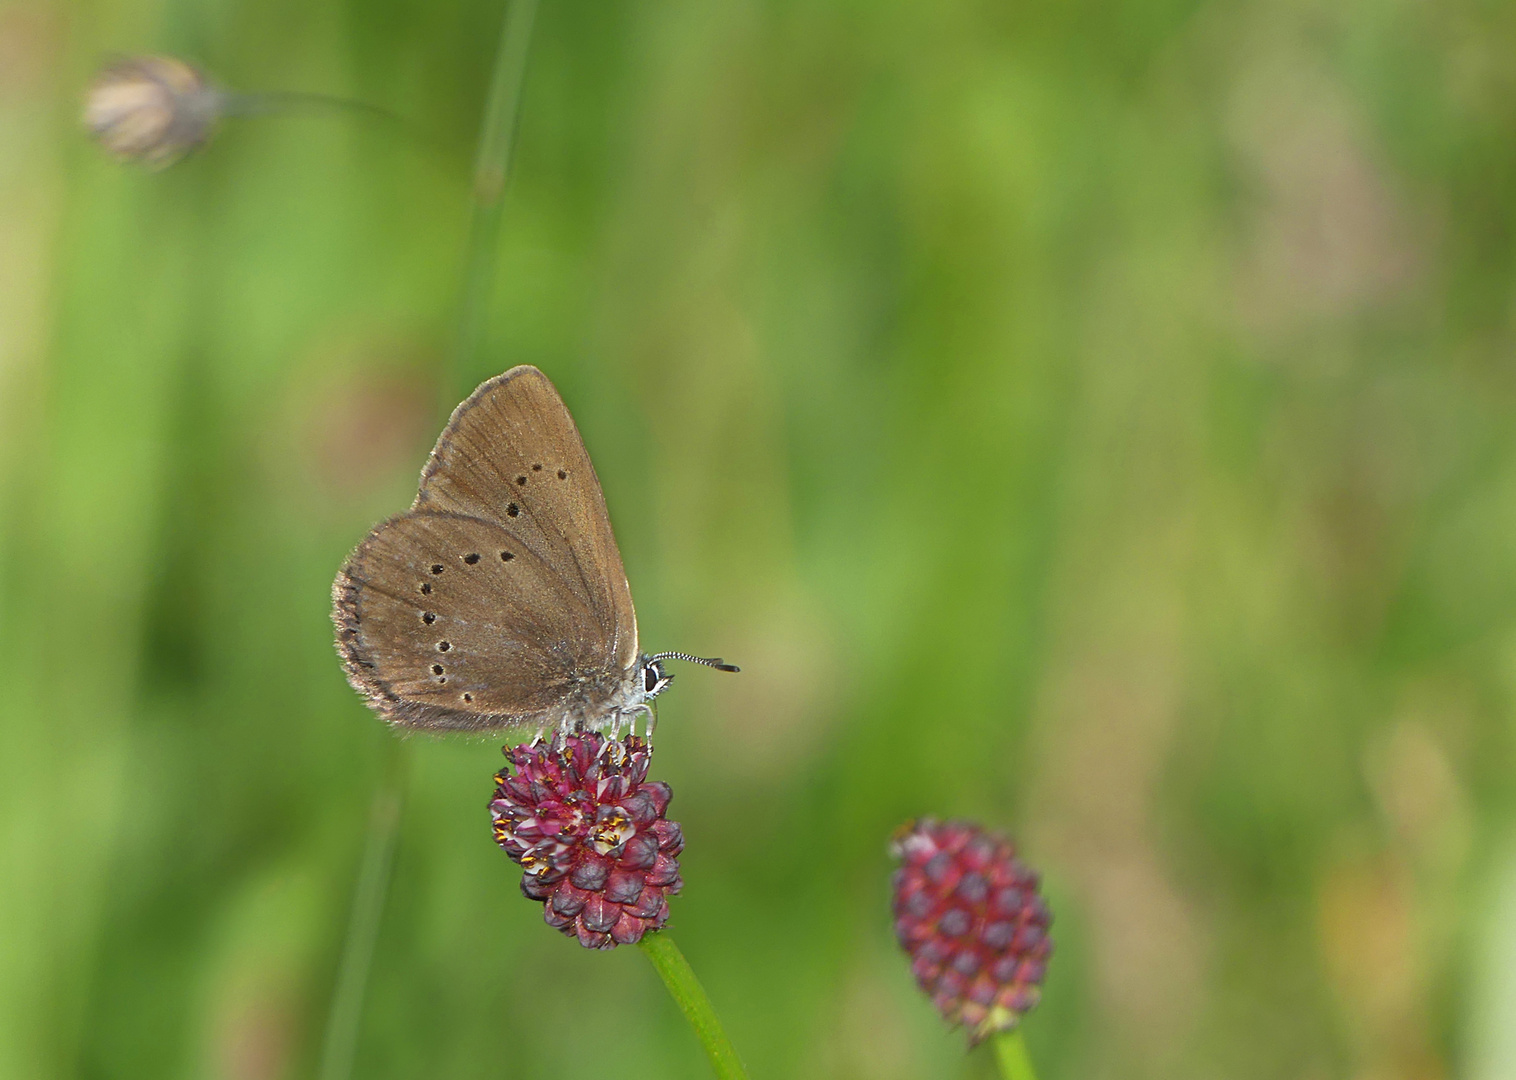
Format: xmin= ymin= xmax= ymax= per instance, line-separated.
xmin=333 ymin=365 xmax=735 ymax=737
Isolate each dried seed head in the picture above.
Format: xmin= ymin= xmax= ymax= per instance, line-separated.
xmin=490 ymin=732 xmax=683 ymax=949
xmin=83 ymin=56 xmax=223 ymax=167
xmin=891 ymin=818 xmax=1053 ymax=1045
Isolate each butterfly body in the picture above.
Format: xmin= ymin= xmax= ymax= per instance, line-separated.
xmin=333 ymin=366 xmax=670 ymax=738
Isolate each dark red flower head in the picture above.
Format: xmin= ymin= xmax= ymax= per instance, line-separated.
xmin=491 ymin=732 xmax=683 ymax=949
xmin=891 ymin=818 xmax=1052 ymax=1045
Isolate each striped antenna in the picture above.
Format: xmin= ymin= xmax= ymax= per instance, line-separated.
xmin=649 ymin=652 xmax=740 ymax=673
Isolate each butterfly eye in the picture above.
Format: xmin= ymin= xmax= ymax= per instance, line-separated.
xmin=643 ymin=660 xmax=669 ymax=696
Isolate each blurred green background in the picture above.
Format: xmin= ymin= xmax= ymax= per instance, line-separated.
xmin=4 ymin=0 xmax=1516 ymax=1077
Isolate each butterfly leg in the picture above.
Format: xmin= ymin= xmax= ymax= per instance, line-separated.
xmin=622 ymin=703 xmax=656 ymax=740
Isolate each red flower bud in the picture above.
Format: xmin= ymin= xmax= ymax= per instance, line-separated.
xmin=491 ymin=733 xmax=682 ymax=949
xmin=891 ymin=818 xmax=1053 ymax=1044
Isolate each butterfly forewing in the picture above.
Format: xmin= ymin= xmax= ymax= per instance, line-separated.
xmin=333 ymin=366 xmax=640 ymax=733
xmin=417 ymin=367 xmax=637 ymax=668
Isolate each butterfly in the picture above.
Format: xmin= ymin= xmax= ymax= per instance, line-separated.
xmin=332 ymin=365 xmax=735 ymax=738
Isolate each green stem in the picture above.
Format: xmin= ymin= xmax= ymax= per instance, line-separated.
xmin=318 ymin=4 xmax=538 ymax=1072
xmin=992 ymin=1029 xmax=1039 ymax=1080
xmin=637 ymin=932 xmax=749 ymax=1080
xmin=450 ymin=0 xmax=540 ymax=409
xmin=221 ymin=90 xmax=400 ymax=122
xmin=317 ymin=743 xmax=408 ymax=1080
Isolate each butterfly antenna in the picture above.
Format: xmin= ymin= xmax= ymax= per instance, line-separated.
xmin=650 ymin=651 xmax=740 ymax=673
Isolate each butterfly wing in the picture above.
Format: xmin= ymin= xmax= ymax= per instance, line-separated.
xmin=333 ymin=366 xmax=640 ymax=732
xmin=418 ymin=366 xmax=638 ymax=669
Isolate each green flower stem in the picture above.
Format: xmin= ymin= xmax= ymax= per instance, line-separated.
xmin=318 ymin=4 xmax=538 ymax=1076
xmin=637 ymin=932 xmax=749 ymax=1080
xmin=317 ymin=741 xmax=409 ymax=1080
xmin=450 ymin=0 xmax=540 ymax=408
xmin=992 ymin=1029 xmax=1039 ymax=1080
xmin=221 ymin=90 xmax=400 ymax=122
